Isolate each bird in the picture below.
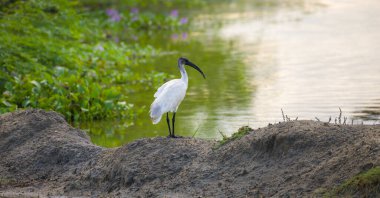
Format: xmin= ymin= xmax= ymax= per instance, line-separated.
xmin=150 ymin=57 xmax=206 ymax=138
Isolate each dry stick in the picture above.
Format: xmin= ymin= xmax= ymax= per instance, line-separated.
xmin=338 ymin=107 xmax=342 ymax=124
xmin=286 ymin=115 xmax=290 ymax=122
xmin=315 ymin=117 xmax=320 ymax=122
xmin=328 ymin=116 xmax=332 ymax=123
xmin=343 ymin=117 xmax=347 ymax=125
xmin=281 ymin=109 xmax=286 ymax=122
xmin=295 ymin=117 xmax=298 ymax=121
xmin=335 ymin=118 xmax=337 ymax=124
xmin=351 ymin=119 xmax=354 ymax=125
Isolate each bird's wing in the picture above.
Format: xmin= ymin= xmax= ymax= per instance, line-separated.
xmin=150 ymin=79 xmax=187 ymax=119
xmin=154 ymin=80 xmax=174 ymax=98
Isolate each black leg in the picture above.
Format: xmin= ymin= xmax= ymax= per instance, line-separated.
xmin=166 ymin=112 xmax=171 ymax=137
xmin=172 ymin=112 xmax=176 ymax=138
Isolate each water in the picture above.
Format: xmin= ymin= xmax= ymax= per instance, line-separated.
xmin=84 ymin=0 xmax=380 ymax=147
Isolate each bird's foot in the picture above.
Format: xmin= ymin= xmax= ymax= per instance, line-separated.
xmin=167 ymin=135 xmax=183 ymax=138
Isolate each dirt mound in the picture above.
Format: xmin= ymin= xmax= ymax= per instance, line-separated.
xmin=0 ymin=109 xmax=379 ymax=197
xmin=0 ymin=110 xmax=101 ymax=181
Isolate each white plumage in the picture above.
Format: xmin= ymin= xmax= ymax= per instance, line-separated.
xmin=149 ymin=57 xmax=206 ymax=138
xmin=150 ymin=79 xmax=187 ymax=124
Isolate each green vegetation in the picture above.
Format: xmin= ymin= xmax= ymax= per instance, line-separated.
xmin=325 ymin=166 xmax=380 ymax=197
xmin=216 ymin=126 xmax=253 ymax=148
xmin=0 ymin=0 xmax=196 ymax=121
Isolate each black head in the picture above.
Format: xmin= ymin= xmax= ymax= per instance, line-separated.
xmin=178 ymin=57 xmax=189 ymax=66
xmin=178 ymin=57 xmax=206 ymax=79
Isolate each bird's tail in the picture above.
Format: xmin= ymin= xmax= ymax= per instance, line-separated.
xmin=151 ymin=115 xmax=162 ymax=124
xmin=150 ymin=102 xmax=162 ymax=124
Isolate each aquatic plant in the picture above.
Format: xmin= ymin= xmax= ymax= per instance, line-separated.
xmin=0 ymin=0 xmax=194 ymax=121
xmin=106 ymin=8 xmax=121 ymax=22
xmin=170 ymin=9 xmax=179 ymax=17
xmin=180 ymin=17 xmax=188 ymax=24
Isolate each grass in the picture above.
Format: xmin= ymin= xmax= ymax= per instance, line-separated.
xmin=324 ymin=166 xmax=380 ymax=197
xmin=216 ymin=126 xmax=253 ymax=148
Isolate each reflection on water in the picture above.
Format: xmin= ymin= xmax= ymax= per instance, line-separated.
xmin=219 ymin=0 xmax=380 ymax=123
xmin=84 ymin=0 xmax=380 ymax=147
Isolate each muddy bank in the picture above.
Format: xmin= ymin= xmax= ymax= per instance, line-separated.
xmin=0 ymin=109 xmax=379 ymax=197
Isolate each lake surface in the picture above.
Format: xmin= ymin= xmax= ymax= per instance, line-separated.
xmin=84 ymin=0 xmax=380 ymax=147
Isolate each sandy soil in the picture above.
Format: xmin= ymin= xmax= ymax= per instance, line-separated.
xmin=0 ymin=109 xmax=379 ymax=197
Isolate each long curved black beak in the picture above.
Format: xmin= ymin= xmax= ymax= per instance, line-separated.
xmin=185 ymin=61 xmax=206 ymax=79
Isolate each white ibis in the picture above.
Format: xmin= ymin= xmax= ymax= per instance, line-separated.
xmin=150 ymin=57 xmax=206 ymax=138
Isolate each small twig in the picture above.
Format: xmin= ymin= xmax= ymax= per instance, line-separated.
xmin=343 ymin=117 xmax=347 ymax=125
xmin=338 ymin=107 xmax=342 ymax=124
xmin=351 ymin=119 xmax=354 ymax=125
xmin=286 ymin=115 xmax=290 ymax=122
xmin=315 ymin=117 xmax=320 ymax=122
xmin=281 ymin=109 xmax=286 ymax=122
xmin=335 ymin=118 xmax=337 ymax=124
xmin=192 ymin=125 xmax=201 ymax=138
xmin=295 ymin=117 xmax=298 ymax=121
xmin=328 ymin=116 xmax=331 ymax=123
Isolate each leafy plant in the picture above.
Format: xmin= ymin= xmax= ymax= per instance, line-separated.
xmin=0 ymin=0 xmax=192 ymax=121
